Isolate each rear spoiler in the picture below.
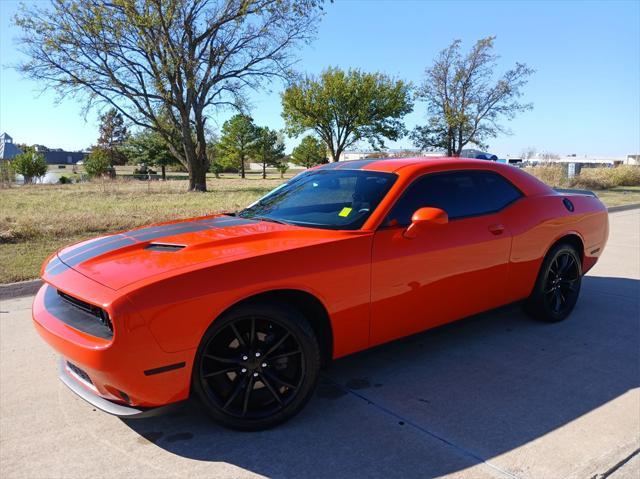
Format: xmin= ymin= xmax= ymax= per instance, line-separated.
xmin=554 ymin=188 xmax=598 ymax=198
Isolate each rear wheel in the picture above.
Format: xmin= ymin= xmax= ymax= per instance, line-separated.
xmin=193 ymin=302 xmax=321 ymax=431
xmin=525 ymin=243 xmax=582 ymax=322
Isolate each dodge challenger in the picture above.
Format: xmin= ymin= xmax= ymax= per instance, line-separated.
xmin=33 ymin=158 xmax=609 ymax=430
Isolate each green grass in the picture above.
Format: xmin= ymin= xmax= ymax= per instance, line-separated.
xmin=1 ymin=176 xmax=639 ymax=284
xmin=592 ymin=186 xmax=640 ymax=207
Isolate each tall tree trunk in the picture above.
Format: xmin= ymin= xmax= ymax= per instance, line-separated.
xmin=456 ymin=128 xmax=464 ymax=156
xmin=446 ymin=128 xmax=454 ymax=156
xmin=180 ymin=112 xmax=207 ymax=192
xmin=332 ymin=147 xmax=342 ymax=162
xmin=240 ymin=155 xmax=245 ymax=179
xmin=161 ymin=164 xmax=166 ymax=181
xmin=188 ymin=157 xmax=207 ymax=191
xmin=262 ymin=161 xmax=266 ymax=179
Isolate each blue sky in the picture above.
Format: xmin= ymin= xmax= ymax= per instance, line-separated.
xmin=1 ymin=0 xmax=639 ymax=157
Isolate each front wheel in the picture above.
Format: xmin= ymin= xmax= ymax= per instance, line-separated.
xmin=192 ymin=302 xmax=321 ymax=431
xmin=525 ymin=243 xmax=582 ymax=322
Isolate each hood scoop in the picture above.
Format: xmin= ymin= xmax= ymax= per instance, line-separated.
xmin=145 ymin=243 xmax=186 ymax=252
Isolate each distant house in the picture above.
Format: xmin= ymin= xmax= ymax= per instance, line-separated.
xmin=1 ymin=133 xmax=87 ymax=165
xmin=34 ymin=145 xmax=87 ymax=165
xmin=0 ymin=133 xmax=23 ymax=160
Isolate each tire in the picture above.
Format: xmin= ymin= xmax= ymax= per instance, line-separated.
xmin=524 ymin=242 xmax=582 ymax=322
xmin=192 ymin=301 xmax=321 ymax=431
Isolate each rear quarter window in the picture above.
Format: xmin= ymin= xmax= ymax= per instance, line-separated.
xmin=480 ymin=171 xmax=523 ymax=211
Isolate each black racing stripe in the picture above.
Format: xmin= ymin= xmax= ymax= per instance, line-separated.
xmin=45 ymin=256 xmax=63 ymax=273
xmin=127 ymin=223 xmax=211 ymax=241
xmin=125 ymin=222 xmax=201 ymax=239
xmin=144 ymin=362 xmax=186 ymax=376
xmin=46 ymin=260 xmax=69 ymax=277
xmin=335 ymin=159 xmax=380 ymax=170
xmin=197 ymin=217 xmax=259 ymax=227
xmin=58 ymin=235 xmax=126 ymax=262
xmin=59 ymin=217 xmax=260 ymax=268
xmin=63 ymin=237 xmax=137 ymax=267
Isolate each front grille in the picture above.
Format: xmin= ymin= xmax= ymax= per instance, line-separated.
xmin=57 ymin=290 xmax=113 ymax=333
xmin=44 ymin=287 xmax=113 ymax=340
xmin=67 ymin=361 xmax=93 ymax=385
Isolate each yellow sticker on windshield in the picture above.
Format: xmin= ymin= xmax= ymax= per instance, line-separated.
xmin=338 ymin=207 xmax=352 ymax=217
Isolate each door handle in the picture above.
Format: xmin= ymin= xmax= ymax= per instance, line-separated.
xmin=488 ymin=224 xmax=505 ymax=235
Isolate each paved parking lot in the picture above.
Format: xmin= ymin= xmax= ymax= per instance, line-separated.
xmin=1 ymin=210 xmax=638 ymax=479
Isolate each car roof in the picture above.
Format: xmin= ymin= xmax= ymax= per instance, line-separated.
xmin=316 ymin=157 xmax=499 ymax=173
xmin=314 ymin=157 xmax=553 ymax=196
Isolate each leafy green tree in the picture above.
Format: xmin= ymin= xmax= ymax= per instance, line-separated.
xmin=98 ymin=108 xmax=129 ymax=166
xmin=217 ymin=114 xmax=259 ymax=179
xmin=11 ymin=147 xmax=47 ymax=184
xmin=282 ymin=67 xmax=413 ymax=162
xmin=411 ymin=37 xmax=534 ymax=156
xmin=254 ymin=127 xmax=285 ymax=179
xmin=15 ymin=0 xmax=323 ymax=191
xmin=84 ymin=148 xmax=112 ymax=178
xmin=126 ymin=129 xmax=177 ymax=180
xmin=291 ymin=135 xmax=326 ymax=168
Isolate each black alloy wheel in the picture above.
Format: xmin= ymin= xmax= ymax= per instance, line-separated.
xmin=193 ymin=302 xmax=321 ymax=430
xmin=525 ymin=243 xmax=582 ymax=322
xmin=544 ymin=252 xmax=581 ymax=315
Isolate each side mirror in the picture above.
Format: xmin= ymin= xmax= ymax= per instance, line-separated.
xmin=403 ymin=207 xmax=448 ymax=239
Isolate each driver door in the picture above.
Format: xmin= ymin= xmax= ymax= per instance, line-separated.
xmin=369 ymin=170 xmax=517 ymax=346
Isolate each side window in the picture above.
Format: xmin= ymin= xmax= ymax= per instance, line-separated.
xmin=387 ymin=171 xmax=522 ymax=225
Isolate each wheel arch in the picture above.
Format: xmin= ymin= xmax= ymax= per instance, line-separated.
xmin=213 ymin=289 xmax=334 ymax=368
xmin=547 ymin=232 xmax=585 ymax=265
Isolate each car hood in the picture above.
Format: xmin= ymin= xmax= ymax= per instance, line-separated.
xmin=53 ymin=215 xmax=348 ymax=290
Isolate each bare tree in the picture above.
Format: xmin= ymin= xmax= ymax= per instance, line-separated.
xmin=14 ymin=0 xmax=323 ymax=191
xmin=411 ymin=37 xmax=534 ymax=156
xmin=521 ymin=147 xmax=537 ymax=160
xmin=540 ymin=151 xmax=561 ymax=160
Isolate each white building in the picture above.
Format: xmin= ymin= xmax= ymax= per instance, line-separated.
xmin=337 ymin=149 xmax=443 ymax=161
xmin=504 ymin=154 xmax=639 ymax=166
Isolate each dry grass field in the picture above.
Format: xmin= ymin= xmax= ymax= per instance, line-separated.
xmin=1 ymin=167 xmax=639 ymax=283
xmin=0 ymin=177 xmax=287 ymax=283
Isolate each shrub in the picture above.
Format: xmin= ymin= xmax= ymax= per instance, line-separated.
xmin=276 ymin=162 xmax=289 ymax=178
xmin=84 ymin=148 xmax=112 ymax=178
xmin=11 ymin=148 xmax=48 ymax=184
xmin=59 ymin=175 xmax=72 ymax=184
xmin=525 ymin=164 xmax=640 ymax=190
xmin=523 ymin=164 xmax=568 ymax=188
xmin=606 ymin=165 xmax=640 ymax=186
xmin=0 ymin=161 xmax=15 ymax=187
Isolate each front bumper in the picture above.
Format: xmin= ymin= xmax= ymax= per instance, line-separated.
xmin=33 ymin=276 xmax=194 ymax=410
xmin=58 ymin=358 xmax=170 ymax=418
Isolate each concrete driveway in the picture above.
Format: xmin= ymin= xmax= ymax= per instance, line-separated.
xmin=1 ymin=210 xmax=638 ymax=479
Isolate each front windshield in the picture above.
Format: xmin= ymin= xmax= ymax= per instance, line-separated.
xmin=238 ymin=169 xmax=397 ymax=230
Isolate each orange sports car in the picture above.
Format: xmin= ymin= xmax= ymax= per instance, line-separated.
xmin=33 ymin=158 xmax=609 ymax=430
